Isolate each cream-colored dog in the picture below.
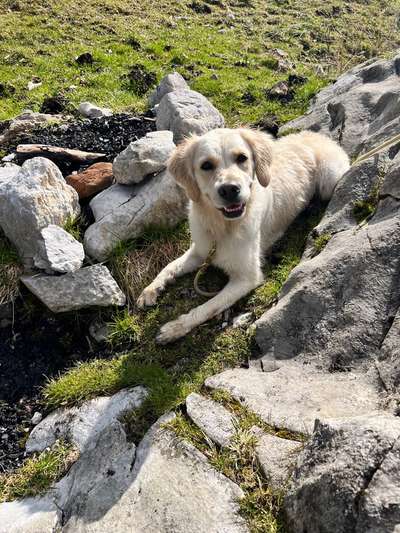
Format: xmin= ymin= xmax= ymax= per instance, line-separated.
xmin=137 ymin=128 xmax=349 ymax=344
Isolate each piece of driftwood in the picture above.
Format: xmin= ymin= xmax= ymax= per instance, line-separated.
xmin=16 ymin=144 xmax=106 ymax=164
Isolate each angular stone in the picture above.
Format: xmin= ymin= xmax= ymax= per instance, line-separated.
xmin=156 ymin=89 xmax=224 ymax=142
xmin=84 ymin=170 xmax=187 ymax=261
xmin=186 ymin=392 xmax=237 ymax=446
xmin=376 ymin=309 xmax=400 ymax=395
xmin=0 ymin=110 xmax=62 ymax=144
xmin=34 ymin=225 xmax=84 ymax=273
xmin=251 ymin=427 xmax=302 ymax=489
xmin=0 ymin=496 xmax=58 ymax=533
xmin=78 ymin=101 xmax=113 ymax=119
xmin=27 ymin=386 xmax=147 ymax=453
xmin=284 ymin=415 xmax=400 ymax=533
xmin=280 ymin=53 xmax=400 ymax=158
xmin=21 ymin=264 xmax=126 ymax=312
xmin=0 ymin=157 xmax=80 ymax=265
xmin=89 ymin=182 xmax=135 ymax=221
xmin=66 ymin=162 xmax=113 ymax=199
xmin=149 ymin=71 xmax=190 ymax=107
xmin=65 ymin=413 xmax=248 ymax=533
xmin=113 ymin=130 xmax=175 ymax=185
xmin=205 ymin=362 xmax=382 ymax=435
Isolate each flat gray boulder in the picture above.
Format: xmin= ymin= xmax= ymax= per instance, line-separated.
xmin=0 ymin=157 xmax=80 ymax=266
xmin=84 ymin=170 xmax=187 ymax=261
xmin=251 ymin=427 xmax=302 ymax=490
xmin=186 ymin=392 xmax=237 ymax=446
xmin=149 ymin=72 xmax=189 ymax=107
xmin=34 ymin=225 xmax=84 ymax=273
xmin=21 ymin=264 xmax=126 ymax=312
xmin=0 ymin=110 xmax=62 ymax=144
xmin=284 ymin=414 xmax=400 ymax=533
xmin=64 ymin=413 xmax=248 ymax=533
xmin=280 ymin=53 xmax=400 ymax=158
xmin=113 ymin=130 xmax=175 ymax=184
xmin=205 ymin=361 xmax=382 ymax=435
xmin=0 ymin=496 xmax=58 ymax=533
xmin=156 ymin=89 xmax=224 ymax=142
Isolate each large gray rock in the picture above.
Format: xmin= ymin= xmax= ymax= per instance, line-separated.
xmin=251 ymin=427 xmax=302 ymax=490
xmin=156 ymin=89 xmax=224 ymax=142
xmin=34 ymin=225 xmax=84 ymax=273
xmin=84 ymin=170 xmax=187 ymax=261
xmin=0 ymin=157 xmax=80 ymax=265
xmin=284 ymin=415 xmax=400 ymax=533
xmin=64 ymin=413 xmax=248 ymax=533
xmin=0 ymin=496 xmax=58 ymax=533
xmin=205 ymin=361 xmax=382 ymax=435
xmin=21 ymin=264 xmax=126 ymax=312
xmin=0 ymin=110 xmax=62 ymax=145
xmin=113 ymin=130 xmax=175 ymax=184
xmin=376 ymin=309 xmax=400 ymax=402
xmin=27 ymin=387 xmax=147 ymax=453
xmin=280 ymin=53 xmax=400 ymax=158
xmin=255 ymin=150 xmax=400 ymax=375
xmin=186 ymin=392 xmax=237 ymax=447
xmin=0 ymin=163 xmax=19 ymax=185
xmin=149 ymin=72 xmax=189 ymax=107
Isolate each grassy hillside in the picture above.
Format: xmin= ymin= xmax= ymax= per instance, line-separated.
xmin=1 ymin=0 xmax=399 ymax=124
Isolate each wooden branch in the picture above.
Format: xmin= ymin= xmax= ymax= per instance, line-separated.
xmin=16 ymin=144 xmax=106 ymax=164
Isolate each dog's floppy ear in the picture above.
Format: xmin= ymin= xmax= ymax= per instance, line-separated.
xmin=167 ymin=136 xmax=201 ymax=202
xmin=239 ymin=128 xmax=273 ymax=187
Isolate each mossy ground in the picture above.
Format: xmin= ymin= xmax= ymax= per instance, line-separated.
xmin=1 ymin=0 xmax=399 ymax=124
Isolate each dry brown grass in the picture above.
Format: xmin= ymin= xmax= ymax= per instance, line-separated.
xmin=0 ymin=232 xmax=22 ymax=306
xmin=109 ymin=224 xmax=190 ymax=307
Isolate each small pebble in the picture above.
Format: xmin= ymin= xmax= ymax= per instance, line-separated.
xmin=31 ymin=412 xmax=43 ymax=425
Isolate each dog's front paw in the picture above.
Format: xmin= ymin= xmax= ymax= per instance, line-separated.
xmin=137 ymin=286 xmax=159 ymax=309
xmin=156 ymin=317 xmax=191 ymax=344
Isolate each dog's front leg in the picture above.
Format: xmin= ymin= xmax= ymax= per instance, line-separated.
xmin=137 ymin=244 xmax=205 ymax=308
xmin=156 ymin=275 xmax=260 ymax=344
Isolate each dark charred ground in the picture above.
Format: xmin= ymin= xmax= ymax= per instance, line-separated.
xmin=0 ymin=113 xmax=155 ymax=473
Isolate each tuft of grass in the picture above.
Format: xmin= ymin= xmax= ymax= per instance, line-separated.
xmin=107 ymin=309 xmax=142 ymax=347
xmin=0 ymin=231 xmax=22 ymax=305
xmin=63 ymin=215 xmax=85 ymax=242
xmin=312 ymin=232 xmax=332 ymax=256
xmin=352 ymin=176 xmax=383 ymax=224
xmin=0 ymin=440 xmax=78 ymax=502
xmin=167 ymin=412 xmax=285 ymax=532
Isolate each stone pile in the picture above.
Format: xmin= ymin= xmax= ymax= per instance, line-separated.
xmin=0 ymin=72 xmax=224 ymax=311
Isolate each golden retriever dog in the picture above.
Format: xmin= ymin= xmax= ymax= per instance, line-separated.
xmin=137 ymin=128 xmax=350 ymax=344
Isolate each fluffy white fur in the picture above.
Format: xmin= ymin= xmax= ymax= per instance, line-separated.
xmin=137 ymin=128 xmax=350 ymax=343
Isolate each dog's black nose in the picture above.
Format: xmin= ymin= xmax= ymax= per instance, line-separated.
xmin=218 ymin=184 xmax=241 ymax=202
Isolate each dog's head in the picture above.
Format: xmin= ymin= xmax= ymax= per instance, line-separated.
xmin=168 ymin=128 xmax=273 ymax=220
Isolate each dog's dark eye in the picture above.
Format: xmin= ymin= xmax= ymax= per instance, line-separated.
xmin=236 ymin=153 xmax=248 ymax=164
xmin=201 ymin=161 xmax=215 ymax=171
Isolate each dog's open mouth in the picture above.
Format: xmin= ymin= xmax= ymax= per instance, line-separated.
xmin=220 ymin=203 xmax=246 ymax=219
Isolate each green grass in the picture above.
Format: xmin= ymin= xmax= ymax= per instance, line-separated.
xmin=0 ymin=0 xmax=399 ymax=125
xmin=0 ymin=440 xmax=78 ymax=502
xmin=312 ymin=232 xmax=332 ymax=256
xmin=167 ymin=412 xmax=285 ymax=532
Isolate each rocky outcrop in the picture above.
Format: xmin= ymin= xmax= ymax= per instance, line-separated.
xmin=284 ymin=415 xmax=400 ymax=533
xmin=205 ymin=361 xmax=381 ymax=435
xmin=156 ymin=89 xmax=224 ymax=142
xmin=280 ymin=53 xmax=400 ymax=158
xmin=113 ymin=130 xmax=175 ymax=185
xmin=84 ymin=170 xmax=187 ymax=261
xmin=0 ymin=110 xmax=62 ymax=145
xmin=34 ymin=225 xmax=84 ymax=273
xmin=0 ymin=157 xmax=80 ymax=265
xmin=21 ymin=264 xmax=126 ymax=312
